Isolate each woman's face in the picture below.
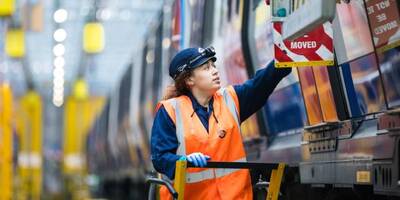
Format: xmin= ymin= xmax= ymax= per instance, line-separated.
xmin=187 ymin=60 xmax=221 ymax=95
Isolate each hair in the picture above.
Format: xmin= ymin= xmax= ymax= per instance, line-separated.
xmin=162 ymin=70 xmax=193 ymax=100
xmin=175 ymin=70 xmax=193 ymax=95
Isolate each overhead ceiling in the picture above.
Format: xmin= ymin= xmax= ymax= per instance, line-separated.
xmin=1 ymin=0 xmax=163 ymax=97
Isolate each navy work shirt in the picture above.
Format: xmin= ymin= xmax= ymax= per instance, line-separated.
xmin=151 ymin=61 xmax=291 ymax=179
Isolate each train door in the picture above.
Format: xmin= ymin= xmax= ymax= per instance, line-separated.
xmin=138 ymin=17 xmax=165 ymax=146
xmin=115 ymin=65 xmax=136 ymax=170
xmin=87 ymin=101 xmax=111 ymax=176
xmin=139 ymin=34 xmax=158 ymax=136
xmin=248 ymin=0 xmax=308 ymax=137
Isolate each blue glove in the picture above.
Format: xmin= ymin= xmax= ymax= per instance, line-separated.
xmin=186 ymin=152 xmax=211 ymax=167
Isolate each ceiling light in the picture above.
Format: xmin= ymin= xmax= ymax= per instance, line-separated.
xmin=54 ymin=9 xmax=68 ymax=23
xmin=53 ymin=44 xmax=65 ymax=57
xmin=53 ymin=28 xmax=67 ymax=42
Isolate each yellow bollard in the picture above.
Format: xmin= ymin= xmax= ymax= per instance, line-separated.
xmin=173 ymin=158 xmax=187 ymax=200
xmin=0 ymin=83 xmax=14 ymax=200
xmin=16 ymin=90 xmax=43 ymax=200
xmin=267 ymin=163 xmax=285 ymax=200
xmin=63 ymin=97 xmax=90 ymax=200
xmin=0 ymin=0 xmax=15 ymax=16
xmin=63 ymin=85 xmax=105 ymax=200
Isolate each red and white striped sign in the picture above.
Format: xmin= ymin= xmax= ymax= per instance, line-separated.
xmin=365 ymin=0 xmax=400 ymax=53
xmin=273 ymin=22 xmax=334 ymax=68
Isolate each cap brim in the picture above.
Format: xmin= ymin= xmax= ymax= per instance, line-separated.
xmin=192 ymin=56 xmax=217 ymax=69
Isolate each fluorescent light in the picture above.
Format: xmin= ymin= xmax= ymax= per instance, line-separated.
xmin=54 ymin=56 xmax=65 ymax=68
xmin=53 ymin=44 xmax=65 ymax=57
xmin=53 ymin=98 xmax=64 ymax=107
xmin=54 ymin=9 xmax=68 ymax=23
xmin=53 ymin=77 xmax=64 ymax=86
xmin=53 ymin=67 xmax=65 ymax=78
xmin=53 ymin=28 xmax=67 ymax=42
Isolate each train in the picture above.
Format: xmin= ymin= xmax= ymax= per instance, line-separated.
xmin=86 ymin=0 xmax=400 ymax=199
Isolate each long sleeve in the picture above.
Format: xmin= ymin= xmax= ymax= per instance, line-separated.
xmin=150 ymin=105 xmax=182 ymax=179
xmin=233 ymin=61 xmax=291 ymax=122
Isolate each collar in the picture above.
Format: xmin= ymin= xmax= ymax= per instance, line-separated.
xmin=185 ymin=92 xmax=214 ymax=114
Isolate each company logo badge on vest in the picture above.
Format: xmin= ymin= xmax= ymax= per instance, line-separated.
xmin=218 ymin=129 xmax=227 ymax=138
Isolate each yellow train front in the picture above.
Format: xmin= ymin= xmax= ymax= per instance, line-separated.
xmin=1 ymin=0 xmax=400 ymax=199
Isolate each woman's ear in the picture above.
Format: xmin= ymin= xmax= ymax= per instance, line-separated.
xmin=186 ymin=77 xmax=195 ymax=87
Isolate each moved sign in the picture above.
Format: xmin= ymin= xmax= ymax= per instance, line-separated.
xmin=273 ymin=22 xmax=334 ymax=68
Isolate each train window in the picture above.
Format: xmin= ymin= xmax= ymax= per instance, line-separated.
xmin=220 ymin=0 xmax=260 ymax=140
xmin=298 ymin=66 xmax=339 ymax=125
xmin=340 ymin=53 xmax=386 ymax=117
xmin=253 ymin=0 xmax=274 ymax=68
xmin=263 ymin=80 xmax=307 ymax=135
xmin=169 ymin=0 xmax=193 ymax=58
xmin=377 ymin=47 xmax=400 ymax=108
xmin=250 ymin=0 xmax=307 ymax=135
xmin=335 ymin=0 xmax=375 ymax=65
xmin=201 ymin=0 xmax=215 ymax=46
xmin=171 ymin=0 xmax=182 ymax=51
xmin=235 ymin=0 xmax=240 ymax=15
xmin=227 ymin=0 xmax=232 ymax=22
xmin=365 ymin=0 xmax=400 ymax=52
xmin=188 ymin=0 xmax=206 ymax=47
xmin=298 ymin=67 xmax=324 ymax=125
xmin=221 ymin=0 xmax=247 ymax=85
xmin=365 ymin=0 xmax=400 ymax=109
xmin=312 ymin=67 xmax=339 ymax=122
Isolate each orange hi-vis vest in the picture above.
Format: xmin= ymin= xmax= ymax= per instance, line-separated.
xmin=158 ymin=86 xmax=253 ymax=200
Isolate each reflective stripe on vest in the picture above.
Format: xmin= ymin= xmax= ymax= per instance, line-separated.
xmin=218 ymin=87 xmax=240 ymax=126
xmin=166 ymin=98 xmax=186 ymax=156
xmin=186 ymin=157 xmax=247 ymax=183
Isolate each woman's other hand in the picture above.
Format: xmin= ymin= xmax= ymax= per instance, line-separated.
xmin=186 ymin=152 xmax=211 ymax=167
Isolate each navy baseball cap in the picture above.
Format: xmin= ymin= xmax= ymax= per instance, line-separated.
xmin=169 ymin=46 xmax=217 ymax=79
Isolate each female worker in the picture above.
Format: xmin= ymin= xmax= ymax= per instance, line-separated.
xmin=151 ymin=47 xmax=291 ymax=200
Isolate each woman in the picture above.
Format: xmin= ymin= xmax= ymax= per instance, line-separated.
xmin=151 ymin=47 xmax=291 ymax=200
